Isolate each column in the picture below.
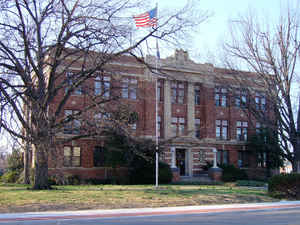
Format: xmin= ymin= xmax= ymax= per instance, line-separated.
xmin=171 ymin=146 xmax=176 ymax=168
xmin=187 ymin=82 xmax=195 ymax=137
xmin=164 ymin=80 xmax=172 ymax=138
xmin=212 ymin=148 xmax=218 ymax=168
xmin=170 ymin=146 xmax=180 ymax=182
xmin=188 ymin=148 xmax=193 ymax=177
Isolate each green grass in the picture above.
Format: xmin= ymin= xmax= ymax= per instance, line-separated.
xmin=0 ymin=183 xmax=276 ymax=213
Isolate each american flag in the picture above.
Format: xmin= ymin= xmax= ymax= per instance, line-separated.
xmin=133 ymin=7 xmax=157 ymax=28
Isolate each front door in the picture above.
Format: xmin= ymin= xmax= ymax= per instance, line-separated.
xmin=176 ymin=149 xmax=186 ymax=176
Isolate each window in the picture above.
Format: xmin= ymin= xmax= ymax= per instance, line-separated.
xmin=235 ymin=89 xmax=247 ymax=108
xmin=195 ymin=84 xmax=201 ymax=105
xmin=95 ymin=112 xmax=110 ymax=119
xmin=217 ymin=150 xmax=229 ymax=165
xmin=216 ymin=120 xmax=228 ymax=140
xmin=122 ymin=77 xmax=137 ymax=99
xmin=215 ymin=87 xmax=227 ymax=107
xmin=64 ymin=146 xmax=81 ymax=167
xmin=157 ymin=79 xmax=164 ymax=102
xmin=94 ymin=146 xmax=105 ymax=167
xmin=95 ymin=76 xmax=110 ymax=97
xmin=66 ymin=72 xmax=82 ymax=95
xmin=171 ymin=117 xmax=185 ymax=136
xmin=256 ymin=122 xmax=261 ymax=133
xmin=171 ymin=81 xmax=185 ymax=104
xmin=64 ymin=110 xmax=80 ymax=134
xmin=157 ymin=116 xmax=163 ymax=138
xmin=94 ymin=112 xmax=111 ymax=127
xmin=238 ymin=151 xmax=250 ymax=168
xmin=236 ymin=121 xmax=248 ymax=141
xmin=130 ymin=123 xmax=137 ymax=131
xmin=195 ymin=118 xmax=201 ymax=138
xmin=255 ymin=92 xmax=266 ymax=111
xmin=257 ymin=152 xmax=267 ymax=168
xmin=94 ymin=113 xmax=102 ymax=122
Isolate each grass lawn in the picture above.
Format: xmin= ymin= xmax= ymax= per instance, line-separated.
xmin=0 ymin=183 xmax=276 ymax=213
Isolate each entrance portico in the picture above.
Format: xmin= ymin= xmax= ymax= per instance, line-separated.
xmin=169 ymin=145 xmax=219 ymax=180
xmin=170 ymin=146 xmax=191 ymax=177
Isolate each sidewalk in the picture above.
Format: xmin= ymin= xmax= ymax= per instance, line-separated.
xmin=1 ymin=201 xmax=300 ymax=222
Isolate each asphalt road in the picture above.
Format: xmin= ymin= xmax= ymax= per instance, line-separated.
xmin=3 ymin=207 xmax=300 ymax=225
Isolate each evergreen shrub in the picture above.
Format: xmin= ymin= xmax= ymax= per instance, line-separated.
xmin=268 ymin=173 xmax=300 ymax=199
xmin=220 ymin=164 xmax=248 ymax=182
xmin=129 ymin=158 xmax=172 ymax=184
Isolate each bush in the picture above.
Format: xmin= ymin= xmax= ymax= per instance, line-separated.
xmin=0 ymin=168 xmax=4 ymax=177
xmin=7 ymin=148 xmax=23 ymax=172
xmin=129 ymin=158 xmax=172 ymax=184
xmin=220 ymin=164 xmax=248 ymax=182
xmin=49 ymin=174 xmax=81 ymax=185
xmin=201 ymin=161 xmax=213 ymax=171
xmin=268 ymin=173 xmax=300 ymax=199
xmin=158 ymin=162 xmax=173 ymax=184
xmin=64 ymin=174 xmax=81 ymax=185
xmin=48 ymin=176 xmax=58 ymax=185
xmin=1 ymin=171 xmax=19 ymax=183
xmin=1 ymin=148 xmax=24 ymax=184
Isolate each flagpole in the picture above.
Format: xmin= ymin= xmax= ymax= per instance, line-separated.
xmin=155 ymin=2 xmax=159 ymax=189
xmin=133 ymin=4 xmax=159 ymax=188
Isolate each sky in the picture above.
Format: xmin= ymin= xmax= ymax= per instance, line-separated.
xmin=156 ymin=0 xmax=292 ymax=63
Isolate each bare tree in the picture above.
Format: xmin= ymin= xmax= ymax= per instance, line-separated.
xmin=222 ymin=8 xmax=300 ymax=172
xmin=0 ymin=0 xmax=209 ymax=189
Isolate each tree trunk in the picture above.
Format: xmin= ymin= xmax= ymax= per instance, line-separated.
xmin=295 ymin=96 xmax=300 ymax=173
xmin=32 ymin=142 xmax=51 ymax=190
xmin=292 ymin=160 xmax=298 ymax=173
xmin=294 ymin=135 xmax=300 ymax=173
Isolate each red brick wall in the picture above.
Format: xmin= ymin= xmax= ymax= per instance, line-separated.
xmin=47 ymin=54 xmax=274 ymax=180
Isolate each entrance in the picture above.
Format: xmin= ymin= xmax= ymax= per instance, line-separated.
xmin=176 ymin=149 xmax=188 ymax=176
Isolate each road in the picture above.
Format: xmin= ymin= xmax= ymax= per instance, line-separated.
xmin=2 ymin=206 xmax=300 ymax=225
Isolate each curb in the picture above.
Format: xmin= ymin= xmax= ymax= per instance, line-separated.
xmin=1 ymin=201 xmax=300 ymax=222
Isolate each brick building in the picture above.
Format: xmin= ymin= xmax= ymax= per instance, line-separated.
xmin=48 ymin=49 xmax=272 ymax=181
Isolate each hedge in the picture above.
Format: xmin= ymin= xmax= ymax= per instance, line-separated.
xmin=219 ymin=164 xmax=248 ymax=182
xmin=268 ymin=173 xmax=300 ymax=199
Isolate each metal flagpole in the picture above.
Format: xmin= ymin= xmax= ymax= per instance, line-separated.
xmin=155 ymin=2 xmax=159 ymax=188
xmin=133 ymin=3 xmax=159 ymax=187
